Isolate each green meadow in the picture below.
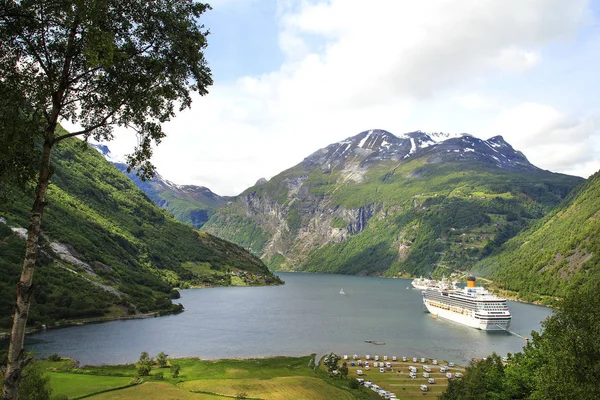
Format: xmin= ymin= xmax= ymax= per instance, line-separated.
xmin=28 ymin=353 xmax=466 ymax=399
xmin=38 ymin=355 xmax=381 ymax=400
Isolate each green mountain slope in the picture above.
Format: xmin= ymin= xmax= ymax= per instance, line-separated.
xmin=204 ymin=130 xmax=583 ymax=279
xmin=0 ymin=133 xmax=280 ymax=330
xmin=473 ymin=170 xmax=600 ymax=300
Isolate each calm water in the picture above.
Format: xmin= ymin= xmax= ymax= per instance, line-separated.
xmin=21 ymin=272 xmax=552 ymax=366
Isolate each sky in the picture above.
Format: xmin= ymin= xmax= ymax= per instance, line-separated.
xmin=93 ymin=0 xmax=600 ymax=196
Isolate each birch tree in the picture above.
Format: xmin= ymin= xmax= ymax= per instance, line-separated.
xmin=0 ymin=1 xmax=213 ymax=398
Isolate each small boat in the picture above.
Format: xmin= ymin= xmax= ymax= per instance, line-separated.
xmin=364 ymin=340 xmax=386 ymax=345
xmin=340 ymin=288 xmax=345 ymax=295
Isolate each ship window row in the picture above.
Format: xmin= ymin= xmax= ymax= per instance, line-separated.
xmin=425 ymin=296 xmax=478 ymax=310
xmin=428 ymin=298 xmax=478 ymax=310
xmin=427 ymin=300 xmax=473 ymax=316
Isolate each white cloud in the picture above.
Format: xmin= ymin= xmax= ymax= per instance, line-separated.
xmin=95 ymin=0 xmax=596 ymax=195
xmin=490 ymin=48 xmax=541 ymax=73
xmin=490 ymin=103 xmax=600 ymax=177
xmin=455 ymin=93 xmax=499 ymax=110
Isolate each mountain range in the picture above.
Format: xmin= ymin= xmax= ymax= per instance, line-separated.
xmin=100 ymin=129 xmax=595 ymax=299
xmin=0 ymin=131 xmax=280 ymax=330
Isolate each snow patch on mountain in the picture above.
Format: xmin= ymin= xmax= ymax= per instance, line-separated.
xmin=358 ymin=130 xmax=373 ymax=148
xmin=90 ymin=143 xmax=124 ymax=164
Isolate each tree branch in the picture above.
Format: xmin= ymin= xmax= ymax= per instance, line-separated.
xmin=53 ymin=110 xmax=118 ymax=143
xmin=67 ymin=66 xmax=102 ymax=86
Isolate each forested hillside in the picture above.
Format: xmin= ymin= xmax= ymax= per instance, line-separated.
xmin=0 ymin=133 xmax=281 ymax=330
xmin=204 ymin=130 xmax=583 ymax=280
xmin=474 ymin=170 xmax=600 ymax=300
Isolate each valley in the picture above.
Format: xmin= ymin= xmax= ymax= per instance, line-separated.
xmin=108 ymin=129 xmax=597 ymax=301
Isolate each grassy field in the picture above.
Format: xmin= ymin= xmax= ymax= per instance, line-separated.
xmin=181 ymin=376 xmax=356 ymax=400
xmin=42 ymin=355 xmax=377 ymax=400
xmin=47 ymin=373 xmax=133 ymax=399
xmin=87 ymin=382 xmax=223 ymax=399
xmin=36 ymin=353 xmax=462 ymax=399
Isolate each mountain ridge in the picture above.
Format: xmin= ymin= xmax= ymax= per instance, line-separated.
xmin=93 ymin=128 xmax=588 ymax=297
xmin=473 ymin=169 xmax=600 ymax=300
xmin=202 ymin=129 xmax=583 ymax=283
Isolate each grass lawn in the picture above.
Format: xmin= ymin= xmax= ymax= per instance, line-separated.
xmin=173 ymin=356 xmax=317 ymax=381
xmin=37 ymin=354 xmax=461 ymax=399
xmin=181 ymin=376 xmax=356 ymax=400
xmin=87 ymin=382 xmax=222 ymax=399
xmin=48 ymin=373 xmax=133 ymax=399
xmin=41 ymin=355 xmax=374 ymax=399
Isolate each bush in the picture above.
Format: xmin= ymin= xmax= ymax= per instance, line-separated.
xmin=170 ymin=363 xmax=181 ymax=378
xmin=48 ymin=353 xmax=61 ymax=362
xmin=18 ymin=363 xmax=53 ymax=400
xmin=156 ymin=351 xmax=168 ymax=368
xmin=136 ymin=351 xmax=153 ymax=377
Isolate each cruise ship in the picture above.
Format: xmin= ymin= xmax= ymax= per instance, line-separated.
xmin=411 ymin=276 xmax=439 ymax=290
xmin=422 ymin=276 xmax=511 ymax=331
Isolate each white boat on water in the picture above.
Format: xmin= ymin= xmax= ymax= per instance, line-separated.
xmin=422 ymin=276 xmax=511 ymax=331
xmin=411 ymin=276 xmax=435 ymax=290
xmin=411 ymin=275 xmax=453 ymax=290
xmin=340 ymin=288 xmax=345 ymax=295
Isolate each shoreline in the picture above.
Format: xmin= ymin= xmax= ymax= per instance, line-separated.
xmin=0 ymin=279 xmax=285 ymax=341
xmin=0 ymin=311 xmax=162 ymax=341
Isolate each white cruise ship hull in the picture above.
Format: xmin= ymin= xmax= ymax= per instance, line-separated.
xmin=424 ymin=300 xmax=511 ymax=331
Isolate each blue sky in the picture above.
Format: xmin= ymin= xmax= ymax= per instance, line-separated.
xmin=103 ymin=0 xmax=600 ymax=195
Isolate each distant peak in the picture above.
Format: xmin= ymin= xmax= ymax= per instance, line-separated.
xmin=90 ymin=143 xmax=124 ymax=163
xmin=429 ymin=132 xmax=471 ymax=142
xmin=488 ymin=135 xmax=507 ymax=143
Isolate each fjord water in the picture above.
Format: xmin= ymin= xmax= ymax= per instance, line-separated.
xmin=24 ymin=273 xmax=551 ymax=366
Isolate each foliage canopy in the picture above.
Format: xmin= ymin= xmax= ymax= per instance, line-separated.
xmin=0 ymin=0 xmax=213 ymax=177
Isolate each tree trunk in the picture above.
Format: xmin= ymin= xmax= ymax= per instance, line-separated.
xmin=1 ymin=133 xmax=54 ymax=400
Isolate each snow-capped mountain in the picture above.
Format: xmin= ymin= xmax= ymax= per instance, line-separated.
xmin=303 ymin=129 xmax=537 ymax=172
xmin=205 ymin=128 xmax=582 ymax=278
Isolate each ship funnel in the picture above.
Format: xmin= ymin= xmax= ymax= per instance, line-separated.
xmin=467 ymin=276 xmax=476 ymax=288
